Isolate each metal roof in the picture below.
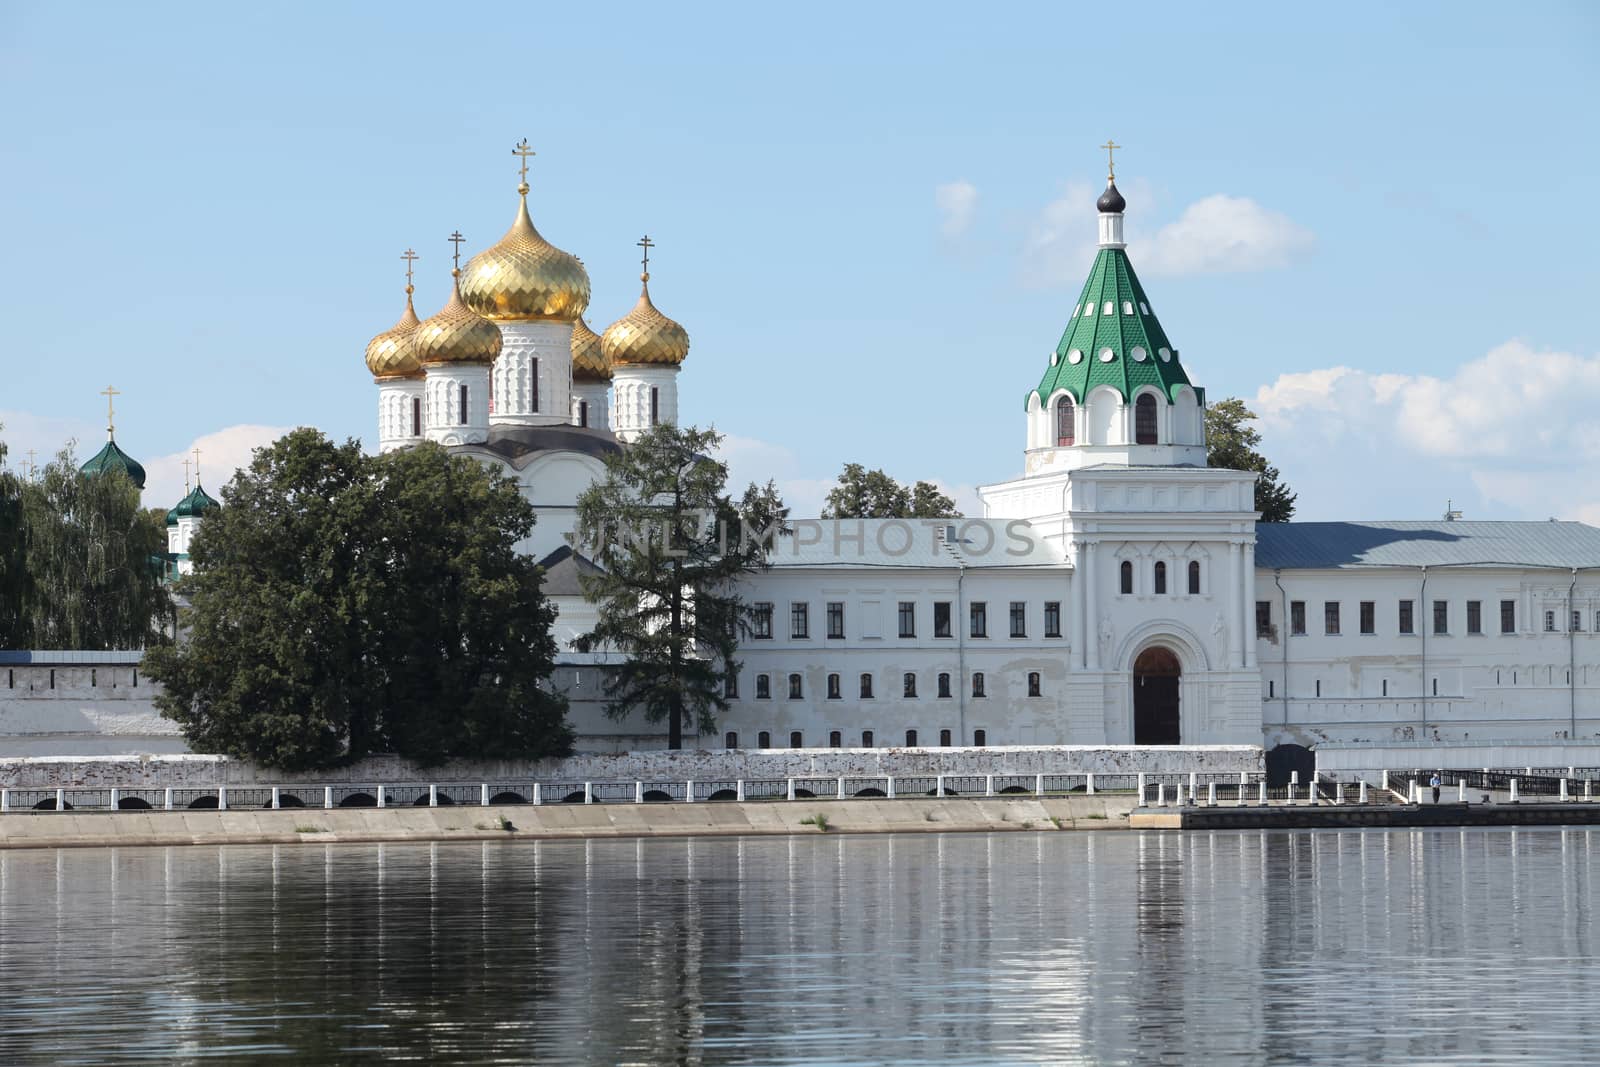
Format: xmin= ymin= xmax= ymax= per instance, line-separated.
xmin=1254 ymin=521 xmax=1600 ymax=571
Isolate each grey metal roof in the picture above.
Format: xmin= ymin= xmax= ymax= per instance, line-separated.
xmin=1255 ymin=521 xmax=1600 ymax=571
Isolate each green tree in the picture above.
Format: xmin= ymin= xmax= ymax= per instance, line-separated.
xmin=143 ymin=429 xmax=571 ymax=770
xmin=1205 ymin=397 xmax=1297 ymax=522
xmin=0 ymin=429 xmax=28 ymax=647
xmin=573 ymin=424 xmax=773 ymax=749
xmin=20 ymin=445 xmax=169 ymax=649
xmin=821 ymin=463 xmax=960 ymax=518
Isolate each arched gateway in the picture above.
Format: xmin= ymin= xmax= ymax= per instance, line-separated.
xmin=1133 ymin=646 xmax=1181 ymax=745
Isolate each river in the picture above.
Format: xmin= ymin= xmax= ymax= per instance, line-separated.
xmin=0 ymin=828 xmax=1596 ymax=1064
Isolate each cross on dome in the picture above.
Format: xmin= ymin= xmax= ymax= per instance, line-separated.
xmin=192 ymin=447 xmax=202 ymax=484
xmin=637 ymin=234 xmax=654 ymax=278
xmin=100 ymin=384 xmax=120 ymax=439
xmin=513 ymin=139 xmax=535 ymax=189
xmin=1101 ymin=139 xmax=1121 ymax=181
xmin=401 ymin=248 xmax=418 ymax=288
xmin=448 ymin=231 xmax=465 ymax=272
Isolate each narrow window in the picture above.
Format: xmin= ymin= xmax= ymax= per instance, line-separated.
xmin=91 ymin=669 xmax=97 ymax=687
xmin=458 ymin=383 xmax=469 ymax=425
xmin=1433 ymin=600 xmax=1448 ymax=635
xmin=1056 ymin=396 xmax=1075 ymax=446
xmin=1268 ymin=680 xmax=1274 ymax=698
xmin=49 ymin=669 xmax=54 ymax=690
xmin=1360 ymin=601 xmax=1375 ymax=635
xmin=1291 ymin=601 xmax=1306 ymax=636
xmin=1467 ymin=601 xmax=1482 ymax=634
xmin=1154 ymin=561 xmax=1167 ymax=595
xmin=411 ymin=396 xmax=422 ymax=436
xmin=1009 ymin=601 xmax=1026 ymax=638
xmin=826 ymin=601 xmax=845 ymax=639
xmin=859 ymin=673 xmax=874 ymax=699
xmin=790 ymin=602 xmax=809 ymax=639
xmin=788 ymin=673 xmax=803 ymax=699
xmin=132 ymin=669 xmax=137 ymax=688
xmin=578 ymin=400 xmax=588 ymax=428
xmin=1501 ymin=600 xmax=1516 ymax=634
xmin=650 ymin=386 xmax=660 ymax=426
xmin=724 ymin=731 xmax=738 ymax=750
xmin=1574 ymin=610 xmax=1584 ymax=633
xmin=724 ymin=673 xmax=738 ymax=699
xmin=827 ymin=673 xmax=841 ymax=699
xmin=755 ymin=674 xmax=770 ymax=699
xmin=1120 ymin=561 xmax=1134 ymax=595
xmin=933 ymin=601 xmax=952 ymax=638
xmin=1595 ymin=610 xmax=1600 ymax=632
xmin=758 ymin=731 xmax=771 ymax=749
xmin=1432 ymin=678 xmax=1438 ymax=696
xmin=970 ymin=601 xmax=988 ymax=638
xmin=972 ymin=671 xmax=985 ymax=697
xmin=1135 ymin=394 xmax=1159 ymax=445
xmin=1382 ymin=679 xmax=1388 ymax=696
xmin=1545 ymin=610 xmax=1557 ymax=632
xmin=937 ymin=672 xmax=952 ymax=698
xmin=1399 ymin=600 xmax=1414 ymax=635
xmin=903 ymin=672 xmax=917 ymax=698
xmin=790 ymin=731 xmax=803 ymax=749
xmin=752 ymin=602 xmax=773 ymax=639
xmin=829 ymin=731 xmax=842 ymax=748
xmin=1028 ymin=671 xmax=1042 ymax=697
xmin=530 ymin=356 xmax=540 ymax=412
xmin=974 ymin=729 xmax=987 ymax=747
xmin=1044 ymin=601 xmax=1061 ymax=637
xmin=939 ymin=729 xmax=952 ymax=747
xmin=1255 ymin=601 xmax=1272 ymax=637
xmin=905 ymin=729 xmax=918 ymax=747
xmin=1187 ymin=560 xmax=1200 ymax=595
xmin=1324 ymin=602 xmax=1340 ymax=635
xmin=1315 ymin=679 xmax=1321 ymax=698
xmin=862 ymin=730 xmax=874 ymax=747
xmin=898 ymin=601 xmax=916 ymax=638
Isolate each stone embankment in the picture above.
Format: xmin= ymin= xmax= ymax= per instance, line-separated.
xmin=0 ymin=794 xmax=1134 ymax=851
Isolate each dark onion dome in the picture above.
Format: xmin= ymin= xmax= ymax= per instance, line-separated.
xmin=1096 ymin=179 xmax=1126 ymax=214
xmin=80 ymin=437 xmax=146 ymax=490
xmin=166 ymin=483 xmax=220 ymax=526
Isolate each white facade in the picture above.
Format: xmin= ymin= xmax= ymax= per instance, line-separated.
xmin=611 ymin=365 xmax=678 ymax=443
xmin=571 ymin=381 xmax=610 ymax=431
xmin=491 ymin=321 xmax=574 ymax=427
xmin=375 ymin=377 xmax=424 ymax=453
xmin=422 ymin=362 xmax=491 ymax=445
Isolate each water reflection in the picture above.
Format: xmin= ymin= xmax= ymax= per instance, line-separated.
xmin=0 ymin=829 xmax=1598 ymax=1064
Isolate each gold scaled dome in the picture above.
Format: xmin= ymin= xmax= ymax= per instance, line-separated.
xmin=601 ymin=274 xmax=690 ymax=366
xmin=413 ymin=270 xmax=503 ymax=365
xmin=364 ymin=287 xmax=423 ymax=379
xmin=571 ymin=315 xmax=610 ymax=382
xmin=460 ymin=184 xmax=591 ymax=322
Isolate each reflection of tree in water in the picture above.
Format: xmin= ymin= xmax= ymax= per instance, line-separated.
xmin=1132 ymin=832 xmax=1186 ymax=1061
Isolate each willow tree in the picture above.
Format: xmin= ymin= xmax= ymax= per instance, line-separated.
xmin=573 ymin=424 xmax=777 ymax=749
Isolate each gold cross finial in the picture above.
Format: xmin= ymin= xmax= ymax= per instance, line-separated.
xmin=100 ymin=384 xmax=120 ymax=440
xmin=1101 ymin=139 xmax=1122 ymax=181
xmin=182 ymin=455 xmax=192 ymax=493
xmin=192 ymin=447 xmax=202 ymax=485
xmin=512 ymin=139 xmax=535 ymax=187
xmin=401 ymin=248 xmax=418 ymax=288
xmin=449 ymin=231 xmax=465 ymax=272
xmin=637 ymin=234 xmax=654 ymax=277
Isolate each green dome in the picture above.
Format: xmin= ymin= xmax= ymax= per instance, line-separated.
xmin=80 ymin=437 xmax=146 ymax=490
xmin=168 ymin=483 xmax=220 ymax=525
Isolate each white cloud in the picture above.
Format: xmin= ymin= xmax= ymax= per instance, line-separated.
xmin=1252 ymin=341 xmax=1600 ymax=521
xmin=935 ymin=180 xmax=979 ymax=238
xmin=1020 ymin=181 xmax=1096 ymax=287
xmin=0 ymin=409 xmax=100 ymax=472
xmin=142 ymin=424 xmax=294 ymax=510
xmin=1132 ymin=194 xmax=1314 ymax=276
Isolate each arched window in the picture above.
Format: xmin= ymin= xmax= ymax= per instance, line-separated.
xmin=1120 ymin=560 xmax=1134 ymax=595
xmin=458 ymin=383 xmax=469 ymax=426
xmin=789 ymin=731 xmax=803 ymax=749
xmin=1028 ymin=672 xmax=1042 ymax=697
xmin=724 ymin=731 xmax=738 ymax=750
xmin=1154 ymin=561 xmax=1167 ymax=595
xmin=973 ymin=729 xmax=987 ymax=747
xmin=859 ymin=673 xmax=873 ymax=698
xmin=1188 ymin=560 xmax=1201 ymax=595
xmin=827 ymin=673 xmax=841 ymax=699
xmin=788 ymin=673 xmax=803 ymax=699
xmin=939 ymin=729 xmax=952 ymax=747
xmin=903 ymin=672 xmax=917 ymax=698
xmin=1056 ymin=396 xmax=1075 ymax=446
xmin=905 ymin=729 xmax=918 ymax=747
xmin=937 ymin=672 xmax=952 ymax=698
xmin=1135 ymin=393 xmax=1158 ymax=444
xmin=758 ymin=731 xmax=771 ymax=749
xmin=411 ymin=396 xmax=422 ymax=437
xmin=829 ymin=730 xmax=842 ymax=748
xmin=862 ymin=729 xmax=874 ymax=747
xmin=972 ymin=672 xmax=985 ymax=697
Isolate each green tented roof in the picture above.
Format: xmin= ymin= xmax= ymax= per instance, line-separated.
xmin=167 ymin=483 xmax=220 ymax=525
xmin=80 ymin=437 xmax=146 ymax=490
xmin=1028 ymin=247 xmax=1197 ymax=408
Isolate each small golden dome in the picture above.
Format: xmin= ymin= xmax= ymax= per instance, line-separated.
xmin=571 ymin=315 xmax=610 ymax=382
xmin=460 ymin=185 xmax=591 ymax=322
xmin=414 ymin=271 xmax=503 ymax=365
xmin=364 ymin=288 xmax=423 ymax=379
xmin=601 ymin=274 xmax=690 ymax=366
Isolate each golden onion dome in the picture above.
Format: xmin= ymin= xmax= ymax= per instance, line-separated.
xmin=460 ymin=183 xmax=591 ymax=322
xmin=413 ymin=270 xmax=503 ymax=365
xmin=601 ymin=274 xmax=690 ymax=366
xmin=571 ymin=315 xmax=610 ymax=382
xmin=364 ymin=287 xmax=423 ymax=379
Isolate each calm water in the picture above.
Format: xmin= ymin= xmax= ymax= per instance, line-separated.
xmin=0 ymin=829 xmax=1596 ymax=1065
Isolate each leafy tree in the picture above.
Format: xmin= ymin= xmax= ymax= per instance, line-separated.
xmin=144 ymin=429 xmax=571 ymax=770
xmin=573 ymin=424 xmax=773 ymax=749
xmin=1205 ymin=398 xmax=1297 ymax=522
xmin=19 ymin=445 xmax=169 ymax=649
xmin=821 ymin=463 xmax=960 ymax=518
xmin=0 ymin=429 xmax=27 ymax=647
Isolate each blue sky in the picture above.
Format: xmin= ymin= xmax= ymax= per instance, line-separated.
xmin=2 ymin=1 xmax=1596 ymax=520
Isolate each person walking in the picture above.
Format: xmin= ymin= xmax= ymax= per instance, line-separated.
xmin=1430 ymin=772 xmax=1442 ymax=805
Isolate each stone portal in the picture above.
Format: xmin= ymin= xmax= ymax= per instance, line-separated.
xmin=1134 ymin=646 xmax=1182 ymax=745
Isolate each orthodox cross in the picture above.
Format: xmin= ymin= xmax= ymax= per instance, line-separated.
xmin=449 ymin=231 xmax=465 ymax=271
xmin=513 ymin=139 xmax=535 ymax=184
xmin=637 ymin=234 xmax=654 ymax=274
xmin=401 ymin=248 xmax=418 ymax=287
xmin=25 ymin=449 xmax=36 ymax=479
xmin=100 ymin=384 xmax=120 ymax=437
xmin=1100 ymin=139 xmax=1122 ymax=180
xmin=182 ymin=456 xmax=192 ymax=493
xmin=192 ymin=447 xmax=202 ymax=485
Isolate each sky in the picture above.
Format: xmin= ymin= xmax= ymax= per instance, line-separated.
xmin=1 ymin=1 xmax=1597 ymax=521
